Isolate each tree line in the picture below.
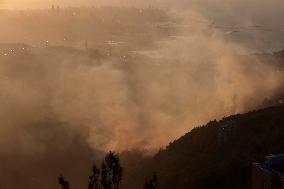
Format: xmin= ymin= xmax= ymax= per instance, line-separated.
xmin=58 ymin=151 xmax=157 ymax=189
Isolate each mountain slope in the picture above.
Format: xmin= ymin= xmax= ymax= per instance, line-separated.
xmin=122 ymin=104 xmax=284 ymax=189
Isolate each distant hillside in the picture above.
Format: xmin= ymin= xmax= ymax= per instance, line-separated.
xmin=122 ymin=104 xmax=284 ymax=189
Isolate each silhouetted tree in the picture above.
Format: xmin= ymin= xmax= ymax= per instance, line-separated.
xmin=143 ymin=174 xmax=158 ymax=189
xmin=101 ymin=151 xmax=123 ymax=189
xmin=89 ymin=165 xmax=100 ymax=189
xmin=58 ymin=151 xmax=123 ymax=189
xmin=58 ymin=174 xmax=70 ymax=189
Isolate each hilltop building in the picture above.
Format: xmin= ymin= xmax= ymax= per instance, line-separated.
xmin=252 ymin=154 xmax=284 ymax=189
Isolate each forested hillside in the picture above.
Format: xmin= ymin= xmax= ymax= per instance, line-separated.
xmin=122 ymin=104 xmax=284 ymax=189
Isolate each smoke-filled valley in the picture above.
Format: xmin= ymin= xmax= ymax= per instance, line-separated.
xmin=0 ymin=1 xmax=284 ymax=189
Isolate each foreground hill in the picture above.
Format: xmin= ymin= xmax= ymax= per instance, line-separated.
xmin=122 ymin=104 xmax=284 ymax=189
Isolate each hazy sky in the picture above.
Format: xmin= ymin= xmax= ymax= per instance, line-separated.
xmin=1 ymin=0 xmax=94 ymax=9
xmin=2 ymin=0 xmax=284 ymax=21
xmin=0 ymin=0 xmax=158 ymax=9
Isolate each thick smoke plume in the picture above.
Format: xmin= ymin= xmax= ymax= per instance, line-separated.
xmin=0 ymin=10 xmax=283 ymax=154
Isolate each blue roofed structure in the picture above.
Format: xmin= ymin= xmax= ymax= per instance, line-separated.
xmin=252 ymin=155 xmax=284 ymax=189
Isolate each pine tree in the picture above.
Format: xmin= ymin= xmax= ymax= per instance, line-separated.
xmin=89 ymin=165 xmax=100 ymax=189
xmin=101 ymin=151 xmax=123 ymax=189
xmin=143 ymin=174 xmax=158 ymax=189
xmin=58 ymin=174 xmax=70 ymax=189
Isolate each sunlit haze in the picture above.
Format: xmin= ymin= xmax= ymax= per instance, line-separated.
xmin=0 ymin=0 xmax=284 ymax=189
xmin=1 ymin=0 xmax=91 ymax=9
xmin=1 ymin=0 xmax=157 ymax=9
